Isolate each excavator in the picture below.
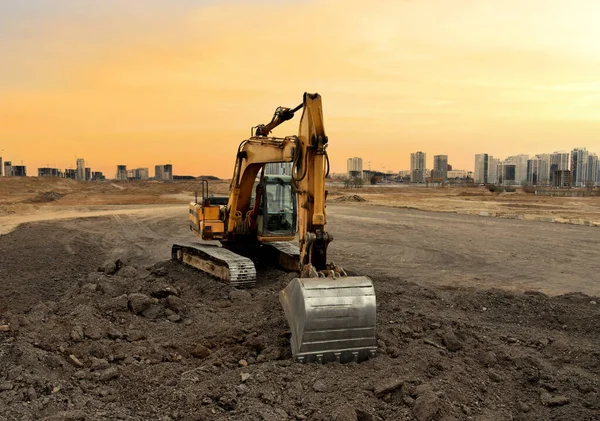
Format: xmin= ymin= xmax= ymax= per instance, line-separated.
xmin=171 ymin=92 xmax=377 ymax=364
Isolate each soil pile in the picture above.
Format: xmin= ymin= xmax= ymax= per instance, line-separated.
xmin=1 ymin=259 xmax=598 ymax=420
xmin=28 ymin=191 xmax=65 ymax=203
xmin=331 ymin=195 xmax=367 ymax=203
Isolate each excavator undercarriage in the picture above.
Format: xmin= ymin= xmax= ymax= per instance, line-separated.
xmin=171 ymin=92 xmax=377 ymax=363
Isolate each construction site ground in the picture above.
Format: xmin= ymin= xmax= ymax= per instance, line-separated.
xmin=0 ymin=178 xmax=598 ymax=421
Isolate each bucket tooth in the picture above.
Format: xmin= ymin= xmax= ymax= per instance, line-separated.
xmin=279 ymin=276 xmax=377 ymax=363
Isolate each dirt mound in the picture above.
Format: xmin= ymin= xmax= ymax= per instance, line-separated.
xmin=28 ymin=191 xmax=65 ymax=203
xmin=1 ymin=257 xmax=598 ymax=420
xmin=331 ymin=195 xmax=367 ymax=203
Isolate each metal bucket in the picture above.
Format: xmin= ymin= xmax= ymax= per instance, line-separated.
xmin=279 ymin=276 xmax=377 ymax=363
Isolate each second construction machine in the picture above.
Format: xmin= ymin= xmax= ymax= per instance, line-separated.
xmin=172 ymin=92 xmax=377 ymax=363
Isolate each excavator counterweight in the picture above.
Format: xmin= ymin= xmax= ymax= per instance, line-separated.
xmin=173 ymin=92 xmax=377 ymax=363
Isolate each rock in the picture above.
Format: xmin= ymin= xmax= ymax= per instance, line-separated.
xmin=84 ymin=325 xmax=103 ymax=340
xmin=142 ymin=304 xmax=163 ymax=320
xmin=255 ymin=373 xmax=267 ymax=383
xmin=442 ymin=331 xmax=463 ymax=352
xmin=334 ymin=407 xmax=358 ymax=421
xmin=70 ymin=326 xmax=85 ymax=342
xmin=151 ymin=267 xmax=167 ymax=277
xmin=128 ymin=293 xmax=153 ymax=314
xmin=119 ymin=266 xmax=138 ymax=278
xmin=167 ymin=314 xmax=182 ymax=323
xmin=107 ymin=326 xmax=124 ymax=340
xmin=413 ymin=385 xmax=440 ymax=421
xmin=387 ymin=346 xmax=401 ymax=358
xmin=126 ymin=330 xmax=146 ymax=342
xmin=68 ymin=354 xmax=84 ymax=368
xmin=165 ymin=296 xmax=187 ymax=314
xmin=103 ymin=259 xmax=122 ymax=275
xmin=241 ymin=373 xmax=250 ymax=382
xmin=480 ymin=351 xmax=497 ymax=367
xmin=96 ymin=367 xmax=119 ymax=381
xmin=90 ymin=358 xmax=110 ymax=371
xmin=191 ymin=345 xmax=212 ymax=359
xmin=355 ymin=409 xmax=374 ymax=421
xmin=150 ymin=283 xmax=179 ymax=298
xmin=105 ymin=295 xmax=130 ymax=312
xmin=312 ymin=379 xmax=328 ymax=392
xmin=89 ymin=342 xmax=108 ymax=358
xmin=217 ymin=392 xmax=238 ymax=410
xmin=239 ymin=359 xmax=248 ymax=367
xmin=81 ymin=283 xmax=98 ymax=293
xmin=374 ymin=378 xmax=403 ymax=397
xmin=489 ymin=371 xmax=502 ymax=382
xmin=229 ymin=289 xmax=252 ymax=301
xmin=540 ymin=391 xmax=570 ymax=407
xmin=245 ymin=335 xmax=267 ymax=351
xmin=0 ymin=381 xmax=14 ymax=391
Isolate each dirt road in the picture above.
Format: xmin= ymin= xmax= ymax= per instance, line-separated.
xmin=0 ymin=203 xmax=598 ymax=420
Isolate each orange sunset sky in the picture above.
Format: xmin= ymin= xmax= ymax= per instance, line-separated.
xmin=1 ymin=0 xmax=599 ymax=178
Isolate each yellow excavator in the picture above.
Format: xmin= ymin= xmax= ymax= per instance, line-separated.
xmin=172 ymin=92 xmax=377 ymax=363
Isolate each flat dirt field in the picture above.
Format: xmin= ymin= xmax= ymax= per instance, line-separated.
xmin=0 ymin=178 xmax=598 ymax=421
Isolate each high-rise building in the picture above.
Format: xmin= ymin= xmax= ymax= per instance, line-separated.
xmin=535 ymin=153 xmax=551 ymax=185
xmin=116 ymin=165 xmax=128 ymax=181
xmin=474 ymin=154 xmax=489 ymax=184
xmin=92 ymin=171 xmax=105 ymax=181
xmin=347 ymin=157 xmax=363 ymax=178
xmin=433 ymin=155 xmax=448 ymax=181
xmin=554 ymin=170 xmax=572 ymax=187
xmin=505 ymin=154 xmax=529 ymax=184
xmin=0 ymin=156 xmax=3 ymax=176
xmin=488 ymin=156 xmax=499 ymax=184
xmin=588 ymin=154 xmax=599 ymax=187
xmin=571 ymin=148 xmax=589 ymax=187
xmin=527 ymin=159 xmax=543 ymax=185
xmin=4 ymin=161 xmax=12 ymax=177
xmin=76 ymin=158 xmax=85 ymax=181
xmin=410 ymin=151 xmax=426 ymax=183
xmin=64 ymin=169 xmax=76 ymax=179
xmin=154 ymin=165 xmax=164 ymax=180
xmin=501 ymin=164 xmax=516 ymax=185
xmin=12 ymin=166 xmax=26 ymax=177
xmin=85 ymin=168 xmax=91 ymax=181
xmin=163 ymin=164 xmax=173 ymax=181
xmin=134 ymin=168 xmax=149 ymax=180
xmin=38 ymin=168 xmax=63 ymax=177
xmin=550 ymin=152 xmax=569 ymax=184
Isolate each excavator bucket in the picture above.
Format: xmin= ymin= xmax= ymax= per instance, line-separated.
xmin=279 ymin=276 xmax=377 ymax=363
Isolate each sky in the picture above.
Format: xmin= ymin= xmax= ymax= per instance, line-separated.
xmin=1 ymin=0 xmax=600 ymax=178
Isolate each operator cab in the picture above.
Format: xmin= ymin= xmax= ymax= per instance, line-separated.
xmin=255 ymin=174 xmax=297 ymax=239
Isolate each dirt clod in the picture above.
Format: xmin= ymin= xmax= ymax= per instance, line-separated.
xmin=413 ymin=385 xmax=440 ymax=421
xmin=191 ymin=344 xmax=212 ymax=359
xmin=442 ymin=330 xmax=463 ymax=352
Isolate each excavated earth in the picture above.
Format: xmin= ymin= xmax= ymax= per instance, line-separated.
xmin=0 ymin=214 xmax=599 ymax=421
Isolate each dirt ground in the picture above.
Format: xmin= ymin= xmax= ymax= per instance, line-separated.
xmin=327 ymin=185 xmax=600 ymax=226
xmin=0 ymin=178 xmax=599 ymax=420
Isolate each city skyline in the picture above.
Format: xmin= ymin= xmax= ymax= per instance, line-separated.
xmin=2 ymin=1 xmax=600 ymax=178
